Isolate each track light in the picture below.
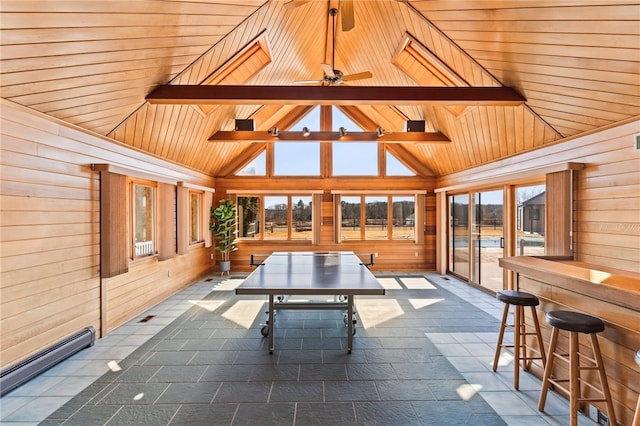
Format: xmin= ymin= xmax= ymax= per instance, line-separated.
xmin=268 ymin=127 xmax=279 ymax=136
xmin=302 ymin=127 xmax=311 ymax=137
xmin=339 ymin=127 xmax=347 ymax=137
xmin=376 ymin=127 xmax=385 ymax=137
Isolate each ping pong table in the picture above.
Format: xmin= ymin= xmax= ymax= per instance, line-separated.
xmin=235 ymin=251 xmax=385 ymax=353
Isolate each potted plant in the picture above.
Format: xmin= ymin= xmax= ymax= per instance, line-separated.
xmin=210 ymin=199 xmax=238 ymax=274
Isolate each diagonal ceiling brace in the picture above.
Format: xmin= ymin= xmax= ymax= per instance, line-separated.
xmin=146 ymin=85 xmax=526 ymax=106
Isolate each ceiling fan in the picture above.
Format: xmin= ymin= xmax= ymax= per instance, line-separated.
xmin=294 ymin=7 xmax=372 ymax=85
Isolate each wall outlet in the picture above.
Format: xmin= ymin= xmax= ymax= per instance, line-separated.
xmin=167 ymin=270 xmax=171 ymax=277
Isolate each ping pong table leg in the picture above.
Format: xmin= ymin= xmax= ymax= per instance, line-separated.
xmin=347 ymin=295 xmax=354 ymax=353
xmin=268 ymin=294 xmax=275 ymax=353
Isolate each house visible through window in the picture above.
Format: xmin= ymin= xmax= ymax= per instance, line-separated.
xmin=132 ymin=182 xmax=156 ymax=258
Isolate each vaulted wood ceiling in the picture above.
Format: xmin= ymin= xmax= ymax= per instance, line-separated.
xmin=2 ymin=1 xmax=639 ymax=177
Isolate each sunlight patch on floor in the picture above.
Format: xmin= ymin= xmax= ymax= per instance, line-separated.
xmin=355 ymin=298 xmax=404 ymax=328
xmin=212 ymin=278 xmax=244 ymax=291
xmin=376 ymin=278 xmax=403 ymax=290
xmin=457 ymin=383 xmax=483 ymax=400
xmin=408 ymin=298 xmax=444 ymax=310
xmin=190 ymin=300 xmax=225 ymax=312
xmin=222 ymin=300 xmax=264 ymax=328
xmin=399 ymin=277 xmax=436 ymax=289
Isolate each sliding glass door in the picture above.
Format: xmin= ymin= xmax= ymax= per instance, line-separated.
xmin=471 ymin=190 xmax=504 ymax=292
xmin=449 ymin=194 xmax=470 ymax=280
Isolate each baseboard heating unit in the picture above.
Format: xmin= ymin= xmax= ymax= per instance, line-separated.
xmin=0 ymin=326 xmax=96 ymax=397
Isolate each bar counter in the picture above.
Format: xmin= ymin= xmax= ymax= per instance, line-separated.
xmin=499 ymin=256 xmax=640 ymax=425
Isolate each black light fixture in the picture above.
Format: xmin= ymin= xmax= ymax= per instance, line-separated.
xmin=302 ymin=127 xmax=311 ymax=137
xmin=268 ymin=126 xmax=279 ymax=136
xmin=406 ymin=120 xmax=425 ymax=132
xmin=339 ymin=127 xmax=347 ymax=137
xmin=235 ymin=119 xmax=255 ymax=131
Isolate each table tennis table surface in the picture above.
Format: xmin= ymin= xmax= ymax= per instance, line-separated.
xmin=235 ymin=251 xmax=385 ymax=296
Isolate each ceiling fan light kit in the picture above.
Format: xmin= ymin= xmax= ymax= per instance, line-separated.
xmin=294 ymin=6 xmax=372 ymax=86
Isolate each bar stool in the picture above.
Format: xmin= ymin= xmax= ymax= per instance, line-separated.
xmin=492 ymin=290 xmax=546 ymax=389
xmin=633 ymin=350 xmax=640 ymax=426
xmin=538 ymin=310 xmax=616 ymax=426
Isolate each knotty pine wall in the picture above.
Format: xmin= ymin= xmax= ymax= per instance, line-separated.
xmin=0 ymin=100 xmax=215 ymax=369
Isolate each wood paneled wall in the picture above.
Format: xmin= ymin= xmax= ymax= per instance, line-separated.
xmin=214 ymin=176 xmax=437 ymax=273
xmin=0 ymin=99 xmax=215 ymax=369
xmin=437 ymin=118 xmax=640 ymax=274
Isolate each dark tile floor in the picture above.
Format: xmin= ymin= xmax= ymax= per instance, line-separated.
xmin=1 ymin=273 xmax=596 ymax=425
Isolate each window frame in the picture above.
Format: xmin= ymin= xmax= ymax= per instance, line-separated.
xmin=338 ymin=194 xmax=418 ymax=242
xmin=130 ymin=179 xmax=158 ymax=260
xmin=189 ymin=190 xmax=204 ymax=245
xmin=236 ymin=193 xmax=316 ymax=242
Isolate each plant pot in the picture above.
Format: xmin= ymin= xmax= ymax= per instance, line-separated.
xmin=219 ymin=260 xmax=231 ymax=275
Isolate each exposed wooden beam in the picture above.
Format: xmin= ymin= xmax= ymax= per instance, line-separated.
xmin=208 ymin=130 xmax=450 ymax=143
xmin=147 ymin=85 xmax=525 ymax=106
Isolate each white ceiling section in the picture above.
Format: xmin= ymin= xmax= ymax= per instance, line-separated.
xmin=1 ymin=0 xmax=638 ymax=176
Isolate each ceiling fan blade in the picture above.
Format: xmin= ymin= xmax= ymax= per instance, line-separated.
xmin=293 ymin=79 xmax=324 ymax=84
xmin=341 ymin=0 xmax=355 ymax=32
xmin=284 ymin=0 xmax=311 ymax=10
xmin=321 ymin=63 xmax=336 ymax=78
xmin=342 ymin=71 xmax=373 ymax=82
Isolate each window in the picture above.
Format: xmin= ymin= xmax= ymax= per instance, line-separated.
xmin=291 ymin=196 xmax=312 ymax=240
xmin=189 ymin=191 xmax=203 ymax=244
xmin=274 ymin=142 xmax=320 ymax=176
xmin=386 ymin=151 xmax=415 ymax=176
xmin=340 ymin=194 xmax=417 ymax=241
xmin=333 ymin=142 xmax=378 ymax=175
xmin=341 ymin=196 xmax=361 ymax=240
xmin=132 ymin=182 xmax=156 ymax=258
xmin=238 ymin=196 xmax=261 ymax=238
xmin=332 ymin=107 xmax=378 ymax=175
xmin=517 ymin=184 xmax=545 ymax=256
xmin=264 ymin=196 xmax=288 ymax=239
xmin=237 ymin=152 xmax=266 ymax=176
xmin=365 ymin=196 xmax=388 ymax=240
xmin=274 ymin=107 xmax=320 ymax=176
xmin=392 ymin=196 xmax=415 ymax=239
xmin=238 ymin=194 xmax=315 ymax=240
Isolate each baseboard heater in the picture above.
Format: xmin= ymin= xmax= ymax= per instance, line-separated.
xmin=0 ymin=326 xmax=96 ymax=397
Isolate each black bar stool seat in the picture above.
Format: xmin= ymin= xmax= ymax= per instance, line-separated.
xmin=492 ymin=290 xmax=546 ymax=390
xmin=496 ymin=290 xmax=540 ymax=307
xmin=544 ymin=310 xmax=604 ymax=334
xmin=538 ymin=310 xmax=616 ymax=426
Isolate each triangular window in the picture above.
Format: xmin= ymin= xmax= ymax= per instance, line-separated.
xmin=386 ymin=151 xmax=415 ymax=176
xmin=237 ymin=151 xmax=266 ymax=176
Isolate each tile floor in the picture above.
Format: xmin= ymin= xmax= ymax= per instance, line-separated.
xmin=0 ymin=272 xmax=599 ymax=425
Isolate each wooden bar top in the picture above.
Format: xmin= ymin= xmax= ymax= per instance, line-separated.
xmin=499 ymin=256 xmax=640 ymax=311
